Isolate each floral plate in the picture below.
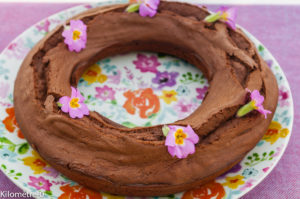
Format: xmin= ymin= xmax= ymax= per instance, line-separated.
xmin=0 ymin=1 xmax=293 ymax=199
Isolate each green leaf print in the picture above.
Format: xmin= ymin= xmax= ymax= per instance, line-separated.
xmin=180 ymin=72 xmax=206 ymax=84
xmin=0 ymin=137 xmax=14 ymax=145
xmin=122 ymin=121 xmax=137 ymax=128
xmin=244 ymin=150 xmax=275 ymax=167
xmin=18 ymin=143 xmax=29 ymax=154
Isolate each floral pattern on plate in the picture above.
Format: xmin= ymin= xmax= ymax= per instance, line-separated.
xmin=0 ymin=1 xmax=293 ymax=199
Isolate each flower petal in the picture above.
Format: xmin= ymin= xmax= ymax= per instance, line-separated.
xmin=59 ymin=96 xmax=70 ymax=105
xmin=257 ymin=105 xmax=271 ymax=118
xmin=69 ymin=108 xmax=84 ymax=119
xmin=167 ymin=146 xmax=177 ymax=157
xmin=178 ymin=140 xmax=195 ymax=158
xmin=139 ymin=3 xmax=157 ymax=17
xmin=251 ymin=90 xmax=264 ymax=106
xmin=185 ymin=125 xmax=199 ymax=144
xmin=79 ymin=103 xmax=89 ymax=116
xmin=165 ymin=130 xmax=176 ymax=147
xmin=71 ymin=87 xmax=77 ymax=98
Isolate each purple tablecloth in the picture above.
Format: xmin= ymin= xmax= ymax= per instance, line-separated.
xmin=0 ymin=3 xmax=299 ymax=199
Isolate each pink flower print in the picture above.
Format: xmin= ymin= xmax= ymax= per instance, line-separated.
xmin=133 ymin=54 xmax=160 ymax=73
xmin=95 ymin=85 xmax=115 ymax=101
xmin=124 ymin=66 xmax=134 ymax=80
xmin=272 ymin=145 xmax=284 ymax=158
xmin=279 ymin=86 xmax=289 ymax=107
xmin=240 ymin=179 xmax=255 ymax=191
xmin=107 ymin=70 xmax=121 ymax=84
xmin=0 ymin=82 xmax=9 ymax=99
xmin=174 ymin=99 xmax=198 ymax=118
xmin=5 ymin=39 xmax=29 ymax=59
xmin=262 ymin=167 xmax=270 ymax=173
xmin=28 ymin=176 xmax=52 ymax=191
xmin=44 ymin=166 xmax=60 ymax=178
xmin=196 ymin=86 xmax=208 ymax=100
xmin=36 ymin=19 xmax=50 ymax=32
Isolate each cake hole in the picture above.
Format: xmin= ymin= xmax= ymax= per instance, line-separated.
xmin=77 ymin=51 xmax=209 ymax=128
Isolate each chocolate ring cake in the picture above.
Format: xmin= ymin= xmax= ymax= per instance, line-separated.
xmin=13 ymin=1 xmax=278 ymax=196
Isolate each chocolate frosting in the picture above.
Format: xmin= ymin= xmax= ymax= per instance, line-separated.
xmin=13 ymin=1 xmax=278 ymax=196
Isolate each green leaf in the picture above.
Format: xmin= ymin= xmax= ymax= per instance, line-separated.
xmin=255 ymin=158 xmax=260 ymax=161
xmin=126 ymin=3 xmax=140 ymax=13
xmin=0 ymin=137 xmax=14 ymax=145
xmin=263 ymin=152 xmax=267 ymax=156
xmin=236 ymin=102 xmax=255 ymax=118
xmin=269 ymin=151 xmax=275 ymax=156
xmin=57 ymin=102 xmax=62 ymax=107
xmin=18 ymin=143 xmax=30 ymax=154
xmin=16 ymin=173 xmax=22 ymax=176
xmin=245 ymin=162 xmax=250 ymax=166
xmin=8 ymin=145 xmax=16 ymax=152
xmin=111 ymin=100 xmax=117 ymax=105
xmin=187 ymin=72 xmax=192 ymax=76
xmin=148 ymin=113 xmax=157 ymax=119
xmin=204 ymin=12 xmax=222 ymax=23
xmin=253 ymin=153 xmax=259 ymax=157
xmin=162 ymin=125 xmax=170 ymax=137
xmin=144 ymin=122 xmax=152 ymax=127
xmin=1 ymin=164 xmax=6 ymax=170
xmin=247 ymin=156 xmax=252 ymax=160
xmin=258 ymin=45 xmax=264 ymax=52
xmin=44 ymin=191 xmax=52 ymax=196
xmin=122 ymin=122 xmax=136 ymax=128
xmin=9 ymin=170 xmax=14 ymax=173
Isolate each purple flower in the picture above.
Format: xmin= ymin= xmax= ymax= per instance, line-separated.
xmin=205 ymin=6 xmax=237 ymax=30
xmin=28 ymin=176 xmax=52 ymax=191
xmin=133 ymin=53 xmax=160 ymax=73
xmin=237 ymin=89 xmax=271 ymax=118
xmin=139 ymin=0 xmax=160 ymax=17
xmin=95 ymin=85 xmax=115 ymax=101
xmin=216 ymin=6 xmax=237 ymax=30
xmin=196 ymin=86 xmax=208 ymax=100
xmin=164 ymin=125 xmax=199 ymax=159
xmin=152 ymin=71 xmax=179 ymax=89
xmin=126 ymin=0 xmax=160 ymax=18
xmin=62 ymin=20 xmax=87 ymax=52
xmin=58 ymin=87 xmax=89 ymax=119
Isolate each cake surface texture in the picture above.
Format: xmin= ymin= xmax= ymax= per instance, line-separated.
xmin=13 ymin=1 xmax=279 ymax=196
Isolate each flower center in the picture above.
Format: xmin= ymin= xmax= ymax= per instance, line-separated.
xmin=70 ymin=98 xmax=80 ymax=109
xmin=174 ymin=129 xmax=187 ymax=145
xmin=250 ymin=100 xmax=257 ymax=109
xmin=221 ymin=12 xmax=229 ymax=21
xmin=72 ymin=30 xmax=81 ymax=41
xmin=166 ymin=94 xmax=173 ymax=98
xmin=230 ymin=179 xmax=239 ymax=184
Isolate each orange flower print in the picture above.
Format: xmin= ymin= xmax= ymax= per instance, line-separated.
xmin=182 ymin=181 xmax=225 ymax=199
xmin=263 ymin=121 xmax=289 ymax=144
xmin=2 ymin=107 xmax=24 ymax=139
xmin=23 ymin=150 xmax=48 ymax=174
xmin=59 ymin=184 xmax=102 ymax=199
xmin=123 ymin=88 xmax=160 ymax=118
